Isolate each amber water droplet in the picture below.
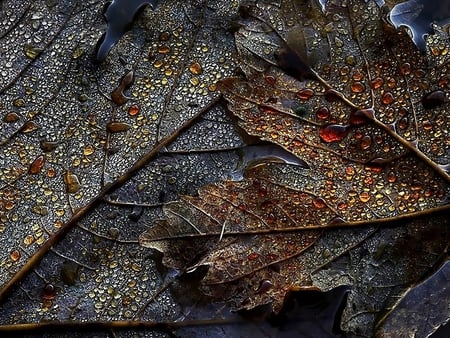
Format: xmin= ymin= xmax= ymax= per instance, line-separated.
xmin=248 ymin=252 xmax=259 ymax=260
xmin=316 ymin=107 xmax=330 ymax=120
xmin=256 ymin=280 xmax=273 ymax=294
xmin=42 ymin=284 xmax=56 ymax=300
xmin=398 ymin=117 xmax=408 ymax=130
xmin=297 ymin=88 xmax=314 ymax=101
xmin=10 ymin=250 xmax=20 ymax=262
xmin=359 ymin=192 xmax=370 ymax=203
xmin=360 ymin=135 xmax=372 ymax=150
xmin=24 ymin=44 xmax=43 ymax=59
xmin=400 ymin=62 xmax=411 ymax=75
xmin=350 ymin=81 xmax=365 ymax=93
xmin=157 ymin=45 xmax=170 ymax=54
xmin=19 ymin=121 xmax=38 ymax=133
xmin=313 ymin=197 xmax=326 ymax=209
xmin=40 ymin=140 xmax=58 ymax=152
xmin=265 ymin=75 xmax=276 ymax=86
xmin=107 ymin=121 xmax=131 ymax=133
xmin=128 ymin=105 xmax=140 ymax=116
xmin=387 ymin=171 xmax=396 ymax=183
xmin=349 ymin=108 xmax=374 ymax=125
xmin=381 ymin=92 xmax=394 ymax=105
xmin=3 ymin=112 xmax=20 ymax=123
xmin=64 ymin=171 xmax=80 ymax=194
xmin=422 ymin=90 xmax=447 ymax=109
xmin=319 ymin=124 xmax=349 ymax=143
xmin=189 ymin=62 xmax=203 ymax=75
xmin=158 ymin=31 xmax=170 ymax=41
xmin=29 ymin=155 xmax=45 ymax=174
xmin=371 ymin=77 xmax=383 ymax=89
xmin=24 ymin=235 xmax=35 ymax=246
xmin=422 ymin=120 xmax=432 ymax=131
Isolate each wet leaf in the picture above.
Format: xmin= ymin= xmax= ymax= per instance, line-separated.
xmin=140 ymin=0 xmax=450 ymax=335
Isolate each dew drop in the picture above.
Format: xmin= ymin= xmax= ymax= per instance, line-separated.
xmin=359 ymin=192 xmax=370 ymax=203
xmin=24 ymin=235 xmax=35 ymax=246
xmin=23 ymin=44 xmax=43 ymax=59
xmin=422 ymin=120 xmax=432 ymax=131
xmin=107 ymin=121 xmax=131 ymax=133
xmin=29 ymin=155 xmax=45 ymax=175
xmin=64 ymin=171 xmax=81 ymax=194
xmin=316 ymin=107 xmax=330 ymax=120
xmin=297 ymin=88 xmax=314 ymax=101
xmin=400 ymin=62 xmax=411 ymax=75
xmin=40 ymin=140 xmax=58 ymax=152
xmin=398 ymin=117 xmax=408 ymax=130
xmin=350 ymin=81 xmax=365 ymax=93
xmin=360 ymin=135 xmax=372 ymax=150
xmin=10 ymin=250 xmax=20 ymax=262
xmin=319 ymin=124 xmax=349 ymax=143
xmin=349 ymin=108 xmax=374 ymax=125
xmin=256 ymin=280 xmax=273 ymax=294
xmin=313 ymin=197 xmax=326 ymax=209
xmin=157 ymin=45 xmax=170 ymax=54
xmin=381 ymin=92 xmax=394 ymax=105
xmin=422 ymin=90 xmax=447 ymax=109
xmin=3 ymin=112 xmax=20 ymax=123
xmin=371 ymin=77 xmax=383 ymax=89
xmin=42 ymin=283 xmax=56 ymax=300
xmin=387 ymin=171 xmax=397 ymax=183
xmin=83 ymin=145 xmax=95 ymax=156
xmin=189 ymin=62 xmax=203 ymax=75
xmin=265 ymin=75 xmax=276 ymax=86
xmin=19 ymin=121 xmax=38 ymax=133
xmin=158 ymin=31 xmax=170 ymax=41
xmin=128 ymin=105 xmax=140 ymax=116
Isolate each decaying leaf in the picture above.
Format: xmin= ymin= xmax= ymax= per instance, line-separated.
xmin=140 ymin=0 xmax=450 ymax=334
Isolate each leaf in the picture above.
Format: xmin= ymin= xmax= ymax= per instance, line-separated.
xmin=140 ymin=0 xmax=450 ymax=334
xmin=0 ymin=0 xmax=242 ymax=329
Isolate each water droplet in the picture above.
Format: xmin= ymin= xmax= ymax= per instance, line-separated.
xmin=350 ymin=81 xmax=365 ymax=93
xmin=387 ymin=171 xmax=396 ymax=183
xmin=316 ymin=107 xmax=330 ymax=120
xmin=319 ymin=124 xmax=349 ymax=143
xmin=348 ymin=108 xmax=374 ymax=125
xmin=10 ymin=250 xmax=20 ymax=262
xmin=24 ymin=235 xmax=35 ymax=246
xmin=157 ymin=45 xmax=170 ymax=54
xmin=381 ymin=92 xmax=394 ymax=105
xmin=297 ymin=88 xmax=314 ymax=101
xmin=265 ymin=75 xmax=276 ymax=85
xmin=128 ymin=105 xmax=140 ymax=116
xmin=19 ymin=121 xmax=38 ymax=133
xmin=107 ymin=121 xmax=131 ymax=133
xmin=313 ymin=197 xmax=326 ymax=209
xmin=42 ymin=283 xmax=56 ymax=300
xmin=23 ymin=44 xmax=43 ymax=59
xmin=189 ymin=77 xmax=200 ymax=86
xmin=40 ymin=140 xmax=58 ymax=152
xmin=359 ymin=192 xmax=370 ymax=203
xmin=422 ymin=90 xmax=447 ymax=109
xmin=64 ymin=171 xmax=80 ymax=194
xmin=3 ymin=112 xmax=20 ymax=123
xmin=398 ymin=117 xmax=408 ymax=130
xmin=29 ymin=155 xmax=45 ymax=175
xmin=158 ymin=31 xmax=170 ymax=41
xmin=400 ymin=62 xmax=411 ymax=75
xmin=60 ymin=261 xmax=79 ymax=286
xmin=189 ymin=62 xmax=203 ymax=75
xmin=371 ymin=77 xmax=383 ymax=89
xmin=422 ymin=120 xmax=432 ymax=131
xmin=256 ymin=280 xmax=273 ymax=294
xmin=248 ymin=252 xmax=259 ymax=260
xmin=360 ymin=135 xmax=372 ymax=150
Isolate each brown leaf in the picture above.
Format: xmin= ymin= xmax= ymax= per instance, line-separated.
xmin=140 ymin=0 xmax=450 ymax=315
